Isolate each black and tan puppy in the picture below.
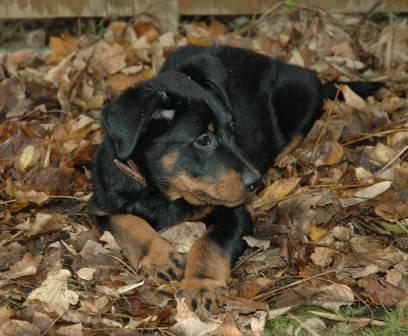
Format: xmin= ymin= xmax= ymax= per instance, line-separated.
xmin=90 ymin=45 xmax=382 ymax=313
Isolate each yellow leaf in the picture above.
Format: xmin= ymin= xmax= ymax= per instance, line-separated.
xmin=252 ymin=177 xmax=301 ymax=209
xmin=309 ymin=224 xmax=327 ymax=241
xmin=19 ymin=144 xmax=35 ymax=171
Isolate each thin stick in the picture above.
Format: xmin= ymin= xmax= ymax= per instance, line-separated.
xmin=253 ymin=269 xmax=335 ymax=301
xmin=231 ymin=248 xmax=262 ymax=272
xmin=0 ymin=230 xmax=25 ymax=247
xmin=41 ymin=311 xmax=66 ymax=336
xmin=375 ymin=144 xmax=408 ymax=176
xmin=342 ymin=128 xmax=408 ymax=146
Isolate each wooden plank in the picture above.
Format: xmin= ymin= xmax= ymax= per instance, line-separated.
xmin=178 ymin=0 xmax=408 ymax=14
xmin=1 ymin=0 xmax=178 ymax=31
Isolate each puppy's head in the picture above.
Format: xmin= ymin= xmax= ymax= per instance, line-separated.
xmin=102 ymin=69 xmax=260 ymax=207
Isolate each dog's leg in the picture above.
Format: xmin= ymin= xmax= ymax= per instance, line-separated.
xmin=178 ymin=206 xmax=252 ymax=317
xmin=106 ymin=214 xmax=186 ymax=281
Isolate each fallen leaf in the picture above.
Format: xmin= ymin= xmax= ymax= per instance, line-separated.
xmin=313 ymin=141 xmax=344 ymax=166
xmin=2 ymin=320 xmax=41 ymax=336
xmin=80 ymin=240 xmax=122 ymax=268
xmin=309 ymin=224 xmax=327 ymax=241
xmin=221 ymin=296 xmax=268 ymax=314
xmin=26 ymin=269 xmax=79 ymax=314
xmin=275 ymin=283 xmax=354 ymax=312
xmin=160 ymin=221 xmax=206 ymax=253
xmin=171 ymin=296 xmax=219 ymax=336
xmin=2 ymin=253 xmax=42 ymax=280
xmin=56 ymin=323 xmax=82 ymax=336
xmin=77 ymin=268 xmax=96 ymax=281
xmin=99 ymin=231 xmax=120 ymax=250
xmin=243 ymin=236 xmax=270 ymax=250
xmin=252 ymin=177 xmax=301 ymax=210
xmin=47 ymin=32 xmax=78 ymax=64
xmin=14 ymin=190 xmax=49 ymax=205
xmin=310 ymin=247 xmax=336 ymax=267
xmin=340 ymin=181 xmax=392 ymax=207
xmin=250 ymin=311 xmax=268 ymax=336
xmin=341 ymin=85 xmax=366 ymax=111
xmin=359 ymin=275 xmax=408 ymax=306
xmin=29 ymin=213 xmax=64 ymax=237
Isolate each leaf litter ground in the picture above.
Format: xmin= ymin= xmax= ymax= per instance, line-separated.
xmin=1 ymin=8 xmax=408 ymax=336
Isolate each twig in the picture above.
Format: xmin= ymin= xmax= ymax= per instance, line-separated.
xmin=41 ymin=311 xmax=66 ymax=336
xmin=253 ymin=269 xmax=335 ymax=301
xmin=0 ymin=199 xmax=16 ymax=206
xmin=288 ymin=313 xmax=321 ymax=336
xmin=342 ymin=128 xmax=408 ymax=146
xmin=356 ymin=0 xmax=383 ymax=28
xmin=231 ymin=248 xmax=262 ymax=272
xmin=0 ymin=230 xmax=25 ymax=247
xmin=375 ymin=144 xmax=408 ymax=176
xmin=106 ymin=254 xmax=139 ymax=278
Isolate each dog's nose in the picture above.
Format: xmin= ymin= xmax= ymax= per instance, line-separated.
xmin=242 ymin=170 xmax=261 ymax=192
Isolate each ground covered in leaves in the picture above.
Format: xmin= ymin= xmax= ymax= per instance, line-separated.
xmin=1 ymin=7 xmax=408 ymax=336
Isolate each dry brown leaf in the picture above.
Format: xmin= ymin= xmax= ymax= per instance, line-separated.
xmin=252 ymin=177 xmax=301 ymax=210
xmin=250 ymin=311 xmax=268 ymax=336
xmin=77 ymin=268 xmax=96 ymax=281
xmin=99 ymin=231 xmax=121 ymax=250
xmin=310 ymin=284 xmax=354 ymax=311
xmin=275 ymin=283 xmax=354 ymax=312
xmin=340 ymin=181 xmax=392 ymax=207
xmin=341 ymin=85 xmax=366 ymax=111
xmin=2 ymin=253 xmax=42 ymax=280
xmin=56 ymin=323 xmax=82 ymax=336
xmin=171 ymin=296 xmax=219 ymax=336
xmin=359 ymin=275 xmax=408 ymax=306
xmin=243 ymin=236 xmax=270 ymax=250
xmin=32 ymin=311 xmax=53 ymax=333
xmin=310 ymin=247 xmax=336 ymax=267
xmin=80 ymin=240 xmax=122 ymax=268
xmin=28 ymin=213 xmax=64 ymax=237
xmin=14 ymin=190 xmax=49 ymax=205
xmin=26 ymin=269 xmax=79 ymax=314
xmin=46 ymin=32 xmax=78 ymax=64
xmin=221 ymin=296 xmax=268 ymax=314
xmin=2 ymin=320 xmax=41 ymax=336
xmin=88 ymin=41 xmax=127 ymax=78
xmin=313 ymin=141 xmax=344 ymax=166
xmin=160 ymin=221 xmax=206 ymax=253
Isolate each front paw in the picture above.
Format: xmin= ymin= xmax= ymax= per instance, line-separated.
xmin=137 ymin=238 xmax=186 ymax=282
xmin=176 ymin=277 xmax=228 ymax=319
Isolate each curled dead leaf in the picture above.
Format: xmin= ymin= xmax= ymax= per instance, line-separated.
xmin=340 ymin=85 xmax=366 ymax=111
xmin=26 ymin=269 xmax=79 ymax=314
xmin=252 ymin=177 xmax=301 ymax=210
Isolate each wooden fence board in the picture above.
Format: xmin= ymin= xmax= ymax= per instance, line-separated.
xmin=178 ymin=0 xmax=408 ymax=14
xmin=1 ymin=0 xmax=407 ymax=32
xmin=0 ymin=0 xmax=178 ymax=31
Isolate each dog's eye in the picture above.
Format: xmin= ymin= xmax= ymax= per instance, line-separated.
xmin=230 ymin=121 xmax=236 ymax=133
xmin=195 ymin=134 xmax=212 ymax=147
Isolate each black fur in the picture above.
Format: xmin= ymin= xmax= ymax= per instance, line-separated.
xmin=91 ymin=45 xmax=382 ymax=269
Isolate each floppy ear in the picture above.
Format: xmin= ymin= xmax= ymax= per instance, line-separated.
xmin=101 ymin=84 xmax=173 ymax=160
xmin=101 ymin=71 xmax=208 ymax=160
xmin=177 ymin=55 xmax=232 ymax=110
